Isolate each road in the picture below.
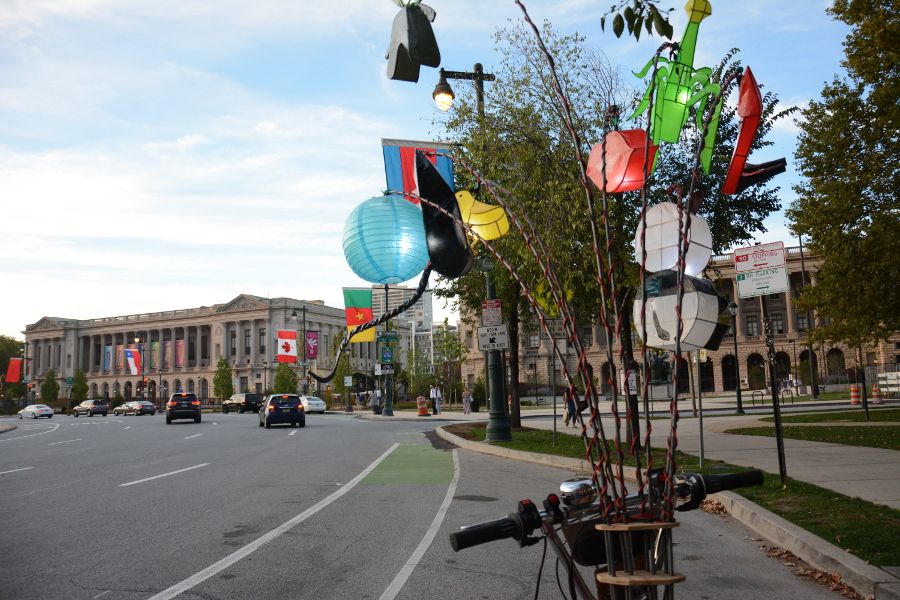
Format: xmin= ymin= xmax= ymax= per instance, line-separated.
xmin=0 ymin=412 xmax=836 ymax=599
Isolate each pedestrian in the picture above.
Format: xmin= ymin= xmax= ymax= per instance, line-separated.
xmin=462 ymin=388 xmax=472 ymax=415
xmin=435 ymin=386 xmax=443 ymax=414
xmin=565 ymin=390 xmax=577 ymax=428
xmin=429 ymin=384 xmax=438 ymax=415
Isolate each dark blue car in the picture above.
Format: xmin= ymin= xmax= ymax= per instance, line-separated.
xmin=259 ymin=394 xmax=306 ymax=429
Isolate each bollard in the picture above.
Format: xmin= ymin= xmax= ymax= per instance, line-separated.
xmin=416 ymin=395 xmax=430 ymax=416
xmin=850 ymin=384 xmax=860 ymax=405
xmin=871 ymin=385 xmax=883 ymax=405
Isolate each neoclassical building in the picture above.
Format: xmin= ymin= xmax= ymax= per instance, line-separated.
xmin=23 ymin=294 xmax=412 ymax=403
xmin=459 ymin=245 xmax=900 ymax=397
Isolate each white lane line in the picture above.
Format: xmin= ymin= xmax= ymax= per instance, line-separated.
xmin=148 ymin=443 xmax=400 ymax=600
xmin=288 ymin=430 xmax=297 ymax=436
xmin=378 ymin=449 xmax=460 ymax=600
xmin=184 ymin=433 xmax=204 ymax=440
xmin=119 ymin=463 xmax=210 ymax=487
xmin=48 ymin=438 xmax=81 ymax=446
xmin=0 ymin=422 xmax=60 ymax=442
xmin=0 ymin=467 xmax=35 ymax=476
xmin=124 ymin=426 xmax=131 ymax=430
xmin=93 ymin=590 xmax=111 ymax=599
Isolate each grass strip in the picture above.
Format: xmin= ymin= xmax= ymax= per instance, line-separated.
xmin=726 ymin=425 xmax=900 ymax=451
xmin=761 ymin=407 xmax=900 ymax=423
xmin=446 ymin=423 xmax=900 ymax=566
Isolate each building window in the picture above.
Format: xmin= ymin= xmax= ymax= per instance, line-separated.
xmin=188 ymin=335 xmax=196 ymax=361
xmin=244 ymin=329 xmax=251 ymax=354
xmin=745 ymin=315 xmax=759 ymax=336
xmin=201 ymin=334 xmax=209 ymax=360
xmin=259 ymin=328 xmax=266 ymax=354
xmin=239 ymin=376 xmax=248 ymax=393
xmin=797 ymin=313 xmax=809 ymax=331
xmin=230 ymin=330 xmax=236 ymax=356
xmin=771 ymin=313 xmax=784 ymax=334
xmin=529 ymin=334 xmax=540 ymax=349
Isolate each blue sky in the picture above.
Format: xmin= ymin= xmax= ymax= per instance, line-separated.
xmin=0 ymin=0 xmax=850 ymax=339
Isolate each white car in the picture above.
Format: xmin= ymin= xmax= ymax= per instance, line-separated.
xmin=299 ymin=395 xmax=327 ymax=414
xmin=18 ymin=404 xmax=54 ymax=419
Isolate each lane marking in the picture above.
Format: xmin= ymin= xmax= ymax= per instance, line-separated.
xmin=288 ymin=430 xmax=297 ymax=436
xmin=184 ymin=433 xmax=204 ymax=440
xmin=124 ymin=426 xmax=131 ymax=430
xmin=48 ymin=438 xmax=81 ymax=446
xmin=148 ymin=443 xmax=400 ymax=600
xmin=378 ymin=449 xmax=460 ymax=600
xmin=0 ymin=422 xmax=60 ymax=442
xmin=0 ymin=467 xmax=35 ymax=476
xmin=119 ymin=463 xmax=210 ymax=487
xmin=93 ymin=590 xmax=111 ymax=599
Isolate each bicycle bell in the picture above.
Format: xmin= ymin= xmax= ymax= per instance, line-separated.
xmin=559 ymin=477 xmax=597 ymax=507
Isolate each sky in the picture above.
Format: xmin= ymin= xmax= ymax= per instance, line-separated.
xmin=0 ymin=0 xmax=850 ymax=340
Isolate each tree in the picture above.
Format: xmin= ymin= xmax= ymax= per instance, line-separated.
xmin=787 ymin=0 xmax=900 ymax=354
xmin=41 ymin=369 xmax=60 ymax=404
xmin=438 ymin=21 xmax=789 ymax=428
xmin=272 ymin=363 xmax=298 ymax=394
xmin=435 ymin=319 xmax=466 ymax=405
xmin=71 ymin=369 xmax=88 ymax=405
xmin=212 ymin=357 xmax=234 ymax=400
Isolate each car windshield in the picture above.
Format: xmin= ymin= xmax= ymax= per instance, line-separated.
xmin=245 ymin=394 xmax=261 ymax=402
xmin=272 ymin=396 xmax=298 ymax=405
xmin=306 ymin=397 xmax=323 ymax=403
xmin=33 ymin=405 xmax=50 ymax=409
xmin=140 ymin=401 xmax=153 ymax=406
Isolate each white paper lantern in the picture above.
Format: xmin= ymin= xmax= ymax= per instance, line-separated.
xmin=633 ymin=271 xmax=729 ymax=351
xmin=633 ymin=202 xmax=713 ymax=276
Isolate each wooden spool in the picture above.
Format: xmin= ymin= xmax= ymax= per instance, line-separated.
xmin=594 ymin=521 xmax=685 ymax=593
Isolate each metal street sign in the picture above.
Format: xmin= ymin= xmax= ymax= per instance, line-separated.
xmin=343 ymin=376 xmax=353 ymax=386
xmin=477 ymin=325 xmax=509 ymax=351
xmin=66 ymin=376 xmax=74 ymax=385
xmin=733 ymin=242 xmax=786 ymax=273
xmin=481 ymin=299 xmax=502 ymax=326
xmin=540 ymin=318 xmax=567 ymax=340
xmin=736 ymin=267 xmax=790 ymax=298
xmin=377 ymin=332 xmax=399 ymax=342
xmin=381 ymin=346 xmax=393 ymax=364
xmin=377 ymin=364 xmax=394 ymax=375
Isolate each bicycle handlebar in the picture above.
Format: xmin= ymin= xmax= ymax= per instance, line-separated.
xmin=449 ymin=515 xmax=522 ymax=552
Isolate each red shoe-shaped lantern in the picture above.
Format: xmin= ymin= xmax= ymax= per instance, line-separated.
xmin=587 ymin=130 xmax=658 ymax=194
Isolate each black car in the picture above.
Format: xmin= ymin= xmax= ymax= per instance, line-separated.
xmin=130 ymin=400 xmax=157 ymax=415
xmin=258 ymin=394 xmax=305 ymax=429
xmin=222 ymin=393 xmax=263 ymax=414
xmin=166 ymin=393 xmax=201 ymax=424
xmin=72 ymin=399 xmax=109 ymax=417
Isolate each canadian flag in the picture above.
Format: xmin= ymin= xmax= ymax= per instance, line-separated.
xmin=277 ymin=330 xmax=297 ymax=363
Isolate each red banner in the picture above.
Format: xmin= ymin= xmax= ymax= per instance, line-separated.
xmin=305 ymin=331 xmax=319 ymax=361
xmin=175 ymin=340 xmax=185 ymax=367
xmin=5 ymin=357 xmax=22 ymax=383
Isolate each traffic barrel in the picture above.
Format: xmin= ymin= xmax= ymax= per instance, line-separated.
xmin=871 ymin=385 xmax=883 ymax=405
xmin=417 ymin=396 xmax=430 ymax=416
xmin=850 ymin=384 xmax=860 ymax=405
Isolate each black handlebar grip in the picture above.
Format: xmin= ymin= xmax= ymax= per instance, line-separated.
xmin=701 ymin=470 xmax=764 ymax=495
xmin=449 ymin=516 xmax=520 ymax=552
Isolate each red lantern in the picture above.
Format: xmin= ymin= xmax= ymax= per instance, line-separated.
xmin=587 ymin=130 xmax=658 ymax=194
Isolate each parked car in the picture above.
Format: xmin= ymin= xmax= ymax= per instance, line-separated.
xmin=258 ymin=394 xmax=305 ymax=429
xmin=299 ymin=395 xmax=327 ymax=414
xmin=166 ymin=393 xmax=201 ymax=424
xmin=222 ymin=392 xmax=263 ymax=414
xmin=18 ymin=404 xmax=54 ymax=419
xmin=72 ymin=399 xmax=109 ymax=417
xmin=113 ymin=400 xmax=156 ymax=416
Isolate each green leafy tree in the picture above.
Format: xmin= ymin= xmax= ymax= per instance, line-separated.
xmin=71 ymin=369 xmax=88 ymax=405
xmin=787 ymin=0 xmax=899 ymax=356
xmin=435 ymin=319 xmax=467 ymax=406
xmin=41 ymin=369 xmax=60 ymax=404
xmin=438 ymin=23 xmax=788 ymax=428
xmin=272 ymin=363 xmax=298 ymax=393
xmin=212 ymin=357 xmax=234 ymax=399
xmin=331 ymin=336 xmax=352 ymax=398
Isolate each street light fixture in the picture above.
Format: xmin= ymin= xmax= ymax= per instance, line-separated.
xmin=727 ymin=302 xmax=744 ymax=414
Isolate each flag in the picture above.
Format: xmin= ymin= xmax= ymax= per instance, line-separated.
xmin=5 ymin=357 xmax=23 ymax=383
xmin=124 ymin=349 xmax=142 ymax=375
xmin=305 ymin=331 xmax=319 ymax=361
xmin=344 ymin=288 xmax=376 ymax=343
xmin=103 ymin=346 xmax=112 ymax=371
xmin=382 ymin=138 xmax=454 ymax=203
xmin=277 ymin=330 xmax=298 ymax=363
xmin=115 ymin=345 xmax=124 ymax=371
xmin=175 ymin=340 xmax=185 ymax=367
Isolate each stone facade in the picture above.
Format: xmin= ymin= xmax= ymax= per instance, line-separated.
xmin=459 ymin=245 xmax=900 ymax=397
xmin=23 ymin=294 xmax=412 ymax=402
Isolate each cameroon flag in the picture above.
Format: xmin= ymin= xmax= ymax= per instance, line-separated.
xmin=343 ymin=288 xmax=376 ymax=343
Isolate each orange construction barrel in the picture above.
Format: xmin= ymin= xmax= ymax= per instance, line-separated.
xmin=417 ymin=395 xmax=430 ymax=416
xmin=850 ymin=384 xmax=860 ymax=405
xmin=871 ymin=385 xmax=883 ymax=405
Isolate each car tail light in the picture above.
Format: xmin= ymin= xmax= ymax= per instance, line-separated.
xmin=191 ymin=400 xmax=200 ymax=406
xmin=167 ymin=401 xmax=177 ymax=407
xmin=267 ymin=405 xmax=275 ymax=412
xmin=296 ymin=404 xmax=304 ymax=411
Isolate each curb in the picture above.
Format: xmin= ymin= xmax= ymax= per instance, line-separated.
xmin=435 ymin=424 xmax=900 ymax=600
xmin=0 ymin=423 xmax=17 ymax=434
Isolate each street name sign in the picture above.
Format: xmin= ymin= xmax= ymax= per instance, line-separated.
xmin=734 ymin=241 xmax=785 ymax=273
xmin=736 ymin=267 xmax=790 ymax=297
xmin=481 ymin=299 xmax=502 ymax=326
xmin=477 ymin=325 xmax=509 ymax=351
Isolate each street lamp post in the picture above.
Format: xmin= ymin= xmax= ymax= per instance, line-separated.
xmin=157 ymin=368 xmax=163 ymax=409
xmin=263 ymin=360 xmax=268 ymax=393
xmin=301 ymin=306 xmax=308 ymax=394
xmin=433 ymin=63 xmax=509 ymax=441
xmin=797 ymin=235 xmax=818 ymax=399
xmin=727 ymin=302 xmax=744 ymax=414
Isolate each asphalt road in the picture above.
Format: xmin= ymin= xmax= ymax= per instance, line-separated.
xmin=0 ymin=412 xmax=836 ymax=599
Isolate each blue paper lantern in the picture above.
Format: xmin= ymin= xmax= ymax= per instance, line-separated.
xmin=343 ymin=194 xmax=429 ymax=284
